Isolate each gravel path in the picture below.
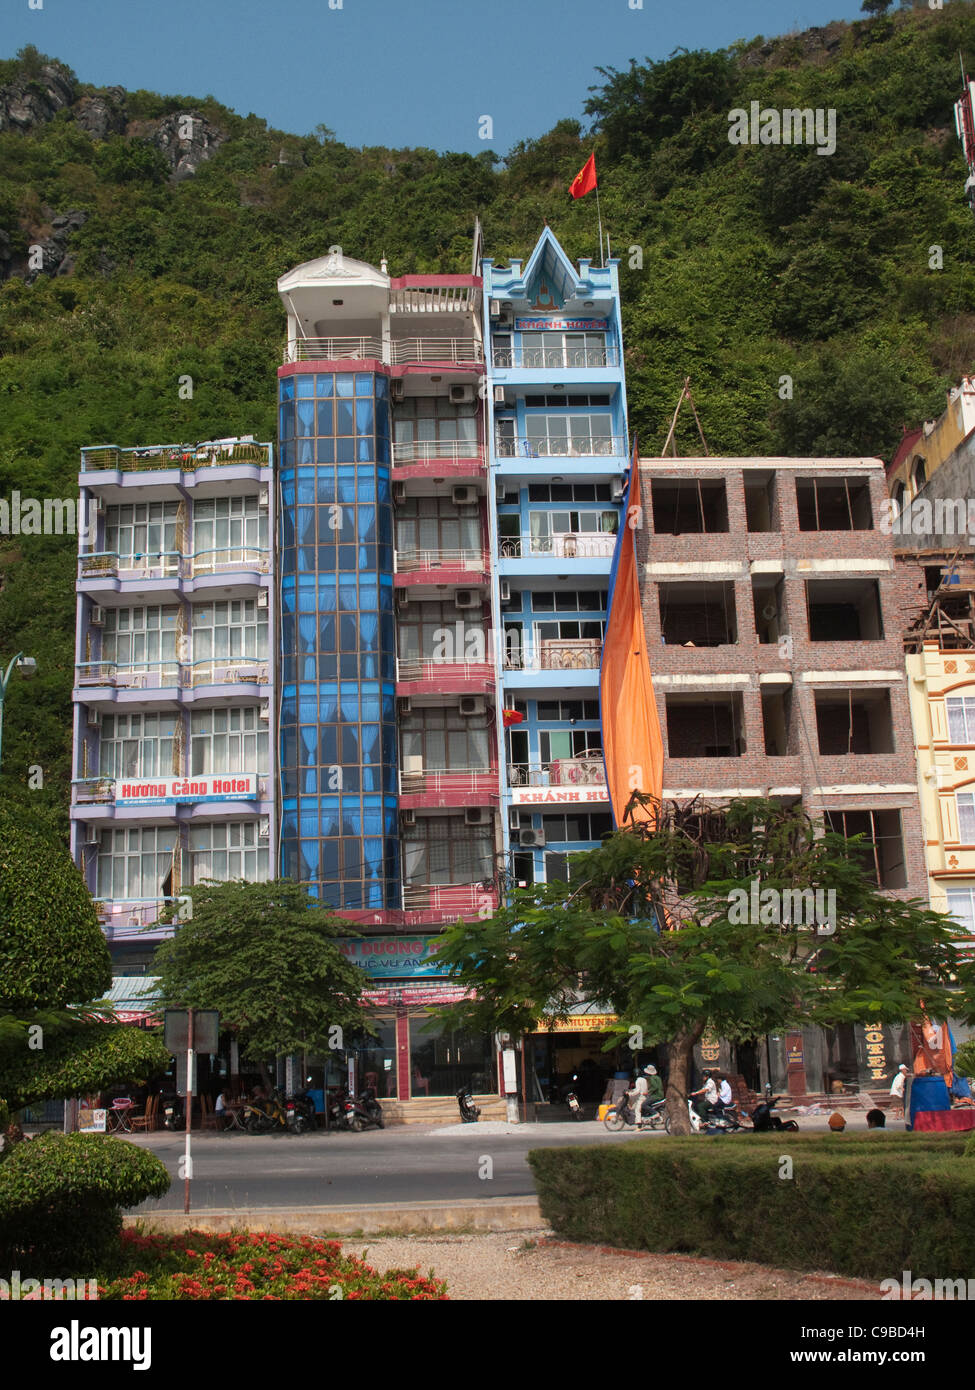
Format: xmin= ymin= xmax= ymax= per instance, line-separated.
xmin=356 ymin=1231 xmax=884 ymax=1301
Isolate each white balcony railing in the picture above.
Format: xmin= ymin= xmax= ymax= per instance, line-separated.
xmin=492 ymin=347 xmax=619 ymax=369
xmin=399 ymin=767 xmax=497 ymax=795
xmin=75 ymin=660 xmax=270 ymax=689
xmin=78 ymin=548 xmax=270 ymax=582
xmin=401 ymin=883 xmax=497 ymax=913
xmin=185 ymin=660 xmax=270 ymax=687
xmin=81 ymin=441 xmax=270 ymax=471
xmin=390 ymin=338 xmax=483 ymax=365
xmin=499 ymin=532 xmax=617 ymax=560
xmin=496 ymin=436 xmax=625 ymax=459
xmin=282 ymin=336 xmax=383 ymax=364
xmin=395 ymin=548 xmax=487 ymax=575
xmin=395 ymin=657 xmax=493 ymax=683
xmin=507 ymin=757 xmax=605 ymax=788
xmin=391 ymin=440 xmax=484 ymax=466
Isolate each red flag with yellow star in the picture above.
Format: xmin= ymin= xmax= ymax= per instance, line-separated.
xmin=569 ymin=153 xmax=597 ymax=199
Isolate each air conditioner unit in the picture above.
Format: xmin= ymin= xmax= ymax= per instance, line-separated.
xmin=508 ymin=809 xmax=521 ymax=831
xmin=455 ymin=590 xmax=479 ymax=610
xmin=258 ymin=817 xmax=270 ymax=840
xmin=84 ymin=825 xmax=100 ymax=846
xmin=401 ymin=808 xmax=417 ymax=826
xmin=390 ymin=380 xmax=406 ymax=402
xmin=496 ymin=481 xmax=508 ymax=502
xmin=86 ymin=707 xmax=101 ymax=729
xmin=396 ymin=589 xmax=410 ymax=612
xmin=489 ymin=299 xmax=502 ymax=319
xmin=493 ymin=386 xmax=506 ymax=405
xmin=459 ymin=695 xmax=485 ymax=717
xmin=519 ymin=828 xmax=545 ymax=849
xmin=90 ymin=605 xmax=105 ymax=627
xmin=392 ymin=481 xmax=407 ymax=505
xmin=259 ymin=701 xmax=270 ymax=722
xmin=611 ymin=479 xmax=626 ymax=502
xmin=398 ymin=696 xmax=412 ymax=715
xmin=449 ymin=384 xmax=475 ymax=405
xmin=257 ymin=589 xmax=269 ymax=609
xmin=499 ymin=580 xmax=512 ymax=604
xmin=87 ymin=497 xmax=103 ymax=516
xmin=452 ymin=485 xmax=477 ymax=506
xmin=403 ymin=754 xmax=424 ymax=776
xmin=465 ymin=806 xmax=490 ymax=826
xmin=259 ymin=489 xmax=270 ymax=506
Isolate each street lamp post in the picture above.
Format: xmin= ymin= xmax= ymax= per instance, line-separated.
xmin=0 ymin=652 xmax=37 ymax=774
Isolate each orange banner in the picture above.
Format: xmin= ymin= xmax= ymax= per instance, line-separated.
xmin=600 ymin=441 xmax=663 ymax=828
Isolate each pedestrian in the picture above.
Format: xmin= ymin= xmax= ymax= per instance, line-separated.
xmin=866 ymin=1108 xmax=887 ymax=1131
xmin=889 ymin=1064 xmax=909 ymax=1119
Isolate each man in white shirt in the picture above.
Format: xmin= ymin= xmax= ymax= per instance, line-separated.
xmin=716 ymin=1075 xmax=733 ymax=1115
xmin=889 ymin=1064 xmax=909 ymax=1119
xmin=627 ymin=1070 xmax=649 ymax=1128
xmin=691 ymin=1071 xmax=718 ymax=1120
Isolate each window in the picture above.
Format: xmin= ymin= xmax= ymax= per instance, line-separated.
xmin=824 ymin=809 xmax=907 ymax=889
xmin=191 ymin=708 xmax=269 ymax=775
xmin=744 ymin=473 xmax=777 ymax=532
xmin=393 ymin=397 xmax=477 ymax=451
xmin=400 ymin=708 xmax=490 ymax=771
xmin=947 ymin=886 xmax=975 ymax=934
xmin=538 ymin=729 xmax=603 ymax=762
xmin=659 ymin=582 xmax=737 ymax=646
xmin=397 ymin=599 xmax=485 ymax=664
xmin=105 ymin=502 xmax=181 ymax=566
xmin=957 ymin=793 xmax=975 ymax=843
xmin=523 ymin=413 xmax=614 ymax=456
xmin=395 ymin=497 xmax=480 ymax=554
xmin=540 ymin=812 xmax=612 ymax=841
xmin=189 ymin=821 xmax=269 ymax=883
xmin=536 ymin=699 xmax=600 ymax=721
xmin=947 ymin=697 xmax=975 ymax=744
xmin=814 ymin=690 xmax=894 ymax=755
xmin=192 ymin=599 xmax=268 ymax=661
xmin=102 ymin=606 xmax=179 ymax=670
xmin=651 ymin=480 xmax=728 ymax=534
xmin=100 ymin=712 xmax=177 ymax=779
xmin=401 ymin=816 xmax=493 ymax=885
xmin=519 ymin=331 xmax=608 ymax=369
xmin=528 ymin=511 xmax=617 ymax=555
xmin=96 ymin=826 xmax=177 ymax=901
xmin=665 ymin=694 xmax=746 ymax=758
xmin=796 ymin=478 xmax=874 ymax=531
xmin=528 ymin=484 xmax=614 ymax=503
xmin=805 ymin=579 xmax=884 ymax=641
xmin=761 ymin=689 xmax=793 ymax=756
xmin=193 ymin=496 xmax=267 ymax=567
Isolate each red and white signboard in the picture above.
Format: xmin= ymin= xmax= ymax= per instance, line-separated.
xmin=510 ymin=786 xmax=609 ymax=806
xmin=115 ymin=774 xmax=257 ymax=806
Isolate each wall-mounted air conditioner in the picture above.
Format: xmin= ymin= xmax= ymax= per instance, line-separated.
xmin=518 ymin=828 xmax=545 ymax=849
xmin=496 ymin=481 xmax=508 ymax=502
xmin=403 ymin=754 xmax=424 ymax=776
xmin=508 ymin=809 xmax=521 ymax=832
xmin=392 ymin=481 xmax=407 ymax=505
xmin=390 ymin=380 xmax=406 ymax=402
xmin=259 ymin=701 xmax=270 ymax=722
xmin=86 ymin=707 xmax=101 ymax=729
xmin=257 ymin=589 xmax=269 ymax=609
xmin=493 ymin=386 xmax=506 ymax=405
xmin=401 ymin=809 xmax=417 ymax=826
xmin=465 ymin=807 xmax=491 ymax=826
xmin=499 ymin=580 xmax=512 ymax=604
xmin=452 ymin=485 xmax=477 ymax=506
xmin=489 ymin=299 xmax=502 ymax=319
xmin=90 ymin=606 xmax=105 ymax=627
xmin=259 ymin=489 xmax=270 ymax=506
xmin=459 ymin=695 xmax=485 ymax=717
xmin=396 ymin=589 xmax=410 ymax=611
xmin=84 ymin=825 xmax=100 ymax=846
xmin=611 ymin=479 xmax=626 ymax=502
xmin=449 ymin=384 xmax=475 ymax=404
xmin=258 ymin=817 xmax=270 ymax=841
xmin=398 ymin=696 xmax=412 ymax=715
xmin=455 ymin=590 xmax=479 ymax=610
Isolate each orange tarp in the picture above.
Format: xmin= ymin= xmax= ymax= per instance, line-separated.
xmin=600 ymin=443 xmax=663 ymax=827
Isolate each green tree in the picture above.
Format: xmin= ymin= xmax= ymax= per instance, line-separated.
xmin=153 ymin=879 xmax=370 ymax=1065
xmin=435 ymin=799 xmax=975 ymax=1133
xmin=862 ymin=0 xmax=894 ymax=15
xmin=0 ymin=806 xmax=169 ymax=1119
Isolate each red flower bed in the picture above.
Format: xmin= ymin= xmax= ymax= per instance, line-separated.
xmin=98 ymin=1229 xmax=447 ymax=1301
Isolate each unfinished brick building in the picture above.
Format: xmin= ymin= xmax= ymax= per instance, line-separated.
xmin=635 ymin=455 xmax=925 ymax=1096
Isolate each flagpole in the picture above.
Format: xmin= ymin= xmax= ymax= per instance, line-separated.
xmin=595 ymin=185 xmax=604 ymax=268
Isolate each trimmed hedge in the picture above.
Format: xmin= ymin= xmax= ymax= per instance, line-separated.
xmin=527 ymin=1133 xmax=975 ymax=1282
xmin=0 ymin=1133 xmax=170 ymax=1275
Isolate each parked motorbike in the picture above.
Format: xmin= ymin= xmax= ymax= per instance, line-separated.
xmin=244 ymin=1088 xmax=288 ymax=1134
xmin=328 ymin=1089 xmax=360 ymax=1131
xmin=456 ymin=1086 xmax=480 ymax=1123
xmin=750 ymin=1096 xmax=799 ymax=1132
xmin=603 ymin=1096 xmax=665 ymax=1132
xmin=161 ymin=1097 xmax=184 ymax=1131
xmin=353 ymin=1085 xmax=384 ymax=1131
xmin=285 ymin=1090 xmax=316 ymax=1134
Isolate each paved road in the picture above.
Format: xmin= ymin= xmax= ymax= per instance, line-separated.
xmin=126 ymin=1121 xmax=651 ymax=1213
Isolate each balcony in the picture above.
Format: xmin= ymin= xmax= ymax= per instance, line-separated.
xmin=81 ymin=441 xmax=270 ymax=472
xmin=282 ymin=336 xmax=383 ymax=364
xmin=399 ymin=767 xmax=499 ymax=808
xmin=79 ymin=551 xmax=181 ymax=581
xmin=95 ymin=899 xmax=179 ymax=934
xmin=394 ymin=548 xmax=489 ymax=589
xmin=395 ymin=657 xmax=495 ymax=695
xmin=72 ymin=776 xmax=116 ymax=804
xmin=496 ymin=436 xmax=625 ymax=460
xmin=499 ymin=532 xmax=617 ymax=560
xmin=401 ymin=883 xmax=498 ymax=921
xmin=503 ymin=639 xmax=602 ymax=672
xmin=391 ymin=441 xmax=486 ymax=483
xmin=508 ymin=756 xmax=605 ymax=788
xmin=390 ymin=338 xmax=483 ymax=366
xmin=492 ymin=347 xmax=619 ymax=370
xmin=184 ymin=660 xmax=270 ymax=688
xmin=76 ymin=661 xmax=180 ymax=691
xmin=78 ymin=548 xmax=271 ymax=597
xmin=73 ymin=774 xmax=271 ymax=808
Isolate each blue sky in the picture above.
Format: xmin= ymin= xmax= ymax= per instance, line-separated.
xmin=3 ymin=0 xmax=877 ymax=152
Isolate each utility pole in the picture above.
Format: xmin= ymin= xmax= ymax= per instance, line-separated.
xmin=0 ymin=652 xmax=37 ymax=774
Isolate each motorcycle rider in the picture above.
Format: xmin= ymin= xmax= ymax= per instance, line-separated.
xmin=715 ymin=1073 xmax=733 ymax=1116
xmin=690 ymin=1069 xmax=718 ymax=1120
xmin=644 ymin=1064 xmax=664 ymax=1105
xmin=627 ymin=1068 xmax=650 ymax=1128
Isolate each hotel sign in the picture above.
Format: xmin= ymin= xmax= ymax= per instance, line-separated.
xmin=511 ymin=787 xmax=609 ymax=805
xmin=115 ymin=774 xmax=258 ymax=806
xmin=338 ymin=935 xmax=449 ymax=979
xmin=514 ymin=318 xmax=608 ymax=331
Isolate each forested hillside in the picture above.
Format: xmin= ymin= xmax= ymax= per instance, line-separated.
xmin=2 ymin=1 xmax=975 ymax=828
